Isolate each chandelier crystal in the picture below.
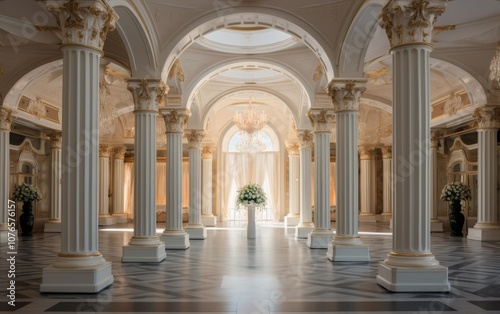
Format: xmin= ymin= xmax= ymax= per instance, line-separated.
xmin=99 ymin=81 xmax=118 ymax=132
xmin=233 ymin=103 xmax=268 ymax=134
xmin=28 ymin=96 xmax=47 ymax=119
xmin=489 ymin=41 xmax=500 ymax=85
xmin=236 ymin=130 xmax=266 ymax=153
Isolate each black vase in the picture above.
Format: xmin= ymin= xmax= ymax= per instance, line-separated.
xmin=19 ymin=201 xmax=34 ymax=236
xmin=449 ymin=200 xmax=464 ymax=237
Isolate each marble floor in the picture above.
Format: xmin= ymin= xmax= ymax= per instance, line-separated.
xmin=1 ymin=221 xmax=500 ymax=314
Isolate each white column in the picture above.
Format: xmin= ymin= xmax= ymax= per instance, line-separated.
xmin=41 ymin=0 xmax=117 ymax=293
xmin=98 ymin=145 xmax=114 ymax=226
xmin=185 ymin=130 xmax=207 ymax=239
xmin=44 ymin=131 xmax=62 ymax=233
xmin=359 ymin=147 xmax=376 ymax=222
xmin=468 ymin=104 xmax=500 ymax=241
xmin=201 ymin=145 xmax=217 ymax=226
xmin=285 ymin=143 xmax=300 ymax=227
xmin=0 ymin=108 xmax=13 ymax=243
xmin=377 ymin=0 xmax=449 ymax=292
xmin=295 ymin=130 xmax=314 ymax=239
xmin=327 ymin=79 xmax=369 ymax=262
xmin=380 ymin=146 xmax=393 ymax=223
xmin=160 ymin=108 xmax=191 ymax=249
xmin=122 ymin=79 xmax=167 ymax=262
xmin=430 ymin=131 xmax=443 ymax=232
xmin=112 ymin=146 xmax=127 ymax=223
xmin=307 ymin=109 xmax=335 ymax=248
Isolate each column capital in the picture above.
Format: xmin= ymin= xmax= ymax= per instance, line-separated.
xmin=308 ymin=108 xmax=336 ymax=133
xmin=201 ymin=145 xmax=216 ymax=159
xmin=473 ymin=105 xmax=500 ymax=129
xmin=430 ymin=129 xmax=443 ymax=148
xmin=185 ymin=129 xmax=205 ymax=149
xmin=327 ymin=79 xmax=367 ymax=113
xmin=99 ymin=144 xmax=111 ymax=158
xmin=286 ymin=143 xmax=300 ymax=156
xmin=160 ymin=108 xmax=191 ymax=133
xmin=359 ymin=147 xmax=374 ymax=160
xmin=113 ymin=146 xmax=126 ymax=159
xmin=127 ymin=79 xmax=168 ymax=112
xmin=0 ymin=107 xmax=14 ymax=130
xmin=47 ymin=131 xmax=63 ymax=149
xmin=378 ymin=0 xmax=447 ymax=49
xmin=381 ymin=146 xmax=392 ymax=159
xmin=297 ymin=130 xmax=314 ymax=148
xmin=45 ymin=0 xmax=118 ymax=51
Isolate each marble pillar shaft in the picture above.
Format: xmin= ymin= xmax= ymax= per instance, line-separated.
xmin=359 ymin=151 xmax=375 ymax=215
xmin=202 ymin=158 xmax=213 ymax=216
xmin=166 ymin=132 xmax=183 ymax=231
xmin=299 ymin=145 xmax=312 ymax=224
xmin=477 ymin=128 xmax=498 ymax=225
xmin=314 ymin=132 xmax=331 ymax=229
xmin=188 ymin=147 xmax=202 ymax=225
xmin=99 ymin=151 xmax=110 ymax=216
xmin=288 ymin=153 xmax=300 ymax=216
xmin=50 ymin=146 xmax=62 ymax=220
xmin=382 ymin=156 xmax=392 ymax=215
xmin=113 ymin=156 xmax=124 ymax=215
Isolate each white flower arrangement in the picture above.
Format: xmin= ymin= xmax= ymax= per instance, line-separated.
xmin=236 ymin=182 xmax=267 ymax=206
xmin=12 ymin=183 xmax=42 ymax=203
xmin=440 ymin=182 xmax=471 ymax=202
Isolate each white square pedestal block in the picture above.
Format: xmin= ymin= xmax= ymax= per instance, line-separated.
xmin=307 ymin=231 xmax=333 ymax=248
xmin=467 ymin=228 xmax=500 ymax=241
xmin=201 ymin=216 xmax=217 ymax=227
xmin=40 ymin=262 xmax=114 ymax=293
xmin=113 ymin=214 xmax=128 ymax=224
xmin=327 ymin=243 xmax=370 ymax=262
xmin=122 ymin=243 xmax=166 ymax=262
xmin=186 ymin=226 xmax=207 ymax=240
xmin=98 ymin=216 xmax=116 ymax=226
xmin=284 ymin=216 xmax=300 ymax=227
xmin=295 ymin=226 xmax=314 ymax=239
xmin=359 ymin=214 xmax=377 ymax=222
xmin=44 ymin=221 xmax=61 ymax=233
xmin=161 ymin=233 xmax=190 ymax=249
xmin=376 ymin=262 xmax=450 ymax=292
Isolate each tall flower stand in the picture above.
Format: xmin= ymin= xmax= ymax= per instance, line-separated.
xmin=449 ymin=200 xmax=464 ymax=237
xmin=20 ymin=202 xmax=35 ymax=236
xmin=247 ymin=204 xmax=256 ymax=239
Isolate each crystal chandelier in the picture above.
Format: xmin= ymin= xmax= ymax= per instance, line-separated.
xmin=489 ymin=42 xmax=500 ymax=85
xmin=99 ymin=81 xmax=118 ymax=131
xmin=28 ymin=96 xmax=47 ymax=119
xmin=233 ymin=103 xmax=268 ymax=134
xmin=236 ymin=130 xmax=266 ymax=153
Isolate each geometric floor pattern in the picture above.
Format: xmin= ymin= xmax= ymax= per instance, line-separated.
xmin=1 ymin=221 xmax=500 ymax=313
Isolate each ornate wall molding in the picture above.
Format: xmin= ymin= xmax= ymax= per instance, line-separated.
xmin=473 ymin=105 xmax=500 ymax=129
xmin=0 ymin=107 xmax=14 ymax=130
xmin=308 ymin=109 xmax=336 ymax=133
xmin=185 ymin=130 xmax=205 ymax=149
xmin=160 ymin=108 xmax=191 ymax=133
xmin=127 ymin=79 xmax=168 ymax=112
xmin=327 ymin=79 xmax=366 ymax=112
xmin=297 ymin=130 xmax=314 ymax=148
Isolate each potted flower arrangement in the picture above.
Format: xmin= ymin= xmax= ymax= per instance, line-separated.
xmin=236 ymin=183 xmax=267 ymax=239
xmin=12 ymin=183 xmax=42 ymax=236
xmin=440 ymin=182 xmax=471 ymax=237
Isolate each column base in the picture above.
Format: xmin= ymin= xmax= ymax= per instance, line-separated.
xmin=40 ymin=261 xmax=113 ymax=293
xmin=376 ymin=262 xmax=450 ymax=292
xmin=284 ymin=215 xmax=300 ymax=227
xmin=98 ymin=215 xmax=116 ymax=226
xmin=185 ymin=224 xmax=207 ymax=240
xmin=122 ymin=244 xmax=166 ymax=263
xmin=359 ymin=213 xmax=377 ymax=222
xmin=160 ymin=231 xmax=190 ymax=249
xmin=201 ymin=215 xmax=217 ymax=227
xmin=377 ymin=213 xmax=392 ymax=222
xmin=295 ymin=222 xmax=314 ymax=239
xmin=327 ymin=237 xmax=370 ymax=262
xmin=307 ymin=229 xmax=333 ymax=248
xmin=112 ymin=214 xmax=128 ymax=224
xmin=0 ymin=224 xmax=9 ymax=243
xmin=431 ymin=220 xmax=444 ymax=233
xmin=467 ymin=226 xmax=500 ymax=241
xmin=44 ymin=220 xmax=61 ymax=233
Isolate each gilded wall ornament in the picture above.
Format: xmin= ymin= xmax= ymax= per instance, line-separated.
xmin=327 ymin=79 xmax=366 ymax=112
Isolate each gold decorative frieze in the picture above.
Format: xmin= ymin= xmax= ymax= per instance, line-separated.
xmin=127 ymin=79 xmax=168 ymax=111
xmin=160 ymin=108 xmax=191 ymax=133
xmin=327 ymin=79 xmax=366 ymax=112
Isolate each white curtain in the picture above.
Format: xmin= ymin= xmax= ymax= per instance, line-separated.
xmin=221 ymin=153 xmax=249 ymax=221
xmin=124 ymin=162 xmax=134 ymax=219
xmin=156 ymin=162 xmax=166 ymax=205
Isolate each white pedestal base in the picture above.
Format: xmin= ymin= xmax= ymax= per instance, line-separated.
xmin=307 ymin=230 xmax=333 ymax=248
xmin=40 ymin=262 xmax=113 ymax=293
xmin=112 ymin=214 xmax=128 ymax=224
xmin=201 ymin=215 xmax=217 ymax=227
xmin=359 ymin=214 xmax=377 ymax=222
xmin=467 ymin=227 xmax=500 ymax=241
xmin=378 ymin=214 xmax=392 ymax=222
xmin=431 ymin=221 xmax=444 ymax=232
xmin=44 ymin=221 xmax=61 ymax=233
xmin=98 ymin=216 xmax=116 ymax=226
xmin=160 ymin=232 xmax=190 ymax=249
xmin=185 ymin=225 xmax=207 ymax=240
xmin=376 ymin=262 xmax=450 ymax=292
xmin=327 ymin=243 xmax=370 ymax=262
xmin=295 ymin=226 xmax=314 ymax=239
xmin=284 ymin=216 xmax=300 ymax=227
xmin=122 ymin=243 xmax=166 ymax=262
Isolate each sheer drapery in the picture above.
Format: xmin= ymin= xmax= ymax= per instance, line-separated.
xmin=255 ymin=152 xmax=281 ymax=221
xmin=124 ymin=162 xmax=134 ymax=219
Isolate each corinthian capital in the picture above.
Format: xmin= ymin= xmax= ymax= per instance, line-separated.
xmin=286 ymin=143 xmax=300 ymax=156
xmin=46 ymin=131 xmax=62 ymax=149
xmin=378 ymin=0 xmax=447 ymax=49
xmin=128 ymin=79 xmax=168 ymax=111
xmin=297 ymin=130 xmax=314 ymax=148
xmin=473 ymin=105 xmax=500 ymax=129
xmin=45 ymin=0 xmax=118 ymax=51
xmin=327 ymin=79 xmax=366 ymax=112
xmin=202 ymin=145 xmax=216 ymax=159
xmin=185 ymin=129 xmax=205 ymax=149
xmin=99 ymin=144 xmax=111 ymax=158
xmin=359 ymin=147 xmax=373 ymax=160
xmin=113 ymin=146 xmax=126 ymax=159
xmin=160 ymin=108 xmax=190 ymax=133
xmin=381 ymin=146 xmax=392 ymax=159
xmin=0 ymin=107 xmax=14 ymax=130
xmin=308 ymin=109 xmax=336 ymax=133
